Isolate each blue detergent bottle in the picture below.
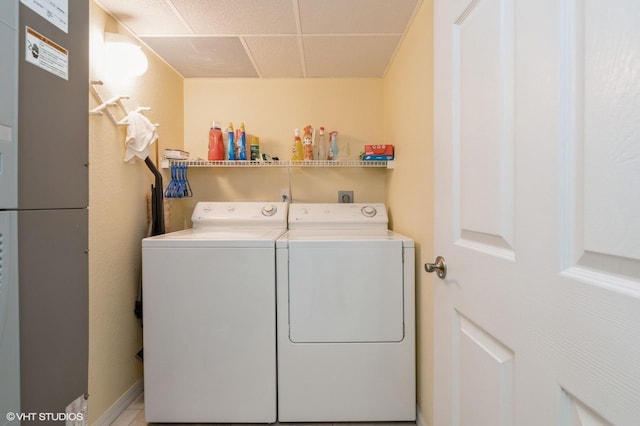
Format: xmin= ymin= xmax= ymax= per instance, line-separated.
xmin=237 ymin=122 xmax=247 ymax=160
xmin=227 ymin=122 xmax=236 ymax=160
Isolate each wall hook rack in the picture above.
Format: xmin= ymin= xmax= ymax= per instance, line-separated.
xmin=89 ymin=80 xmax=159 ymax=127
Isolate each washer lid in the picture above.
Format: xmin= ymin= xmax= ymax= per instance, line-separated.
xmin=288 ymin=203 xmax=388 ymax=230
xmin=142 ymin=227 xmax=286 ymax=248
xmin=191 ymin=202 xmax=288 ymax=229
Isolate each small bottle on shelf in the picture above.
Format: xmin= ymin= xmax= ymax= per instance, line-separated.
xmin=316 ymin=126 xmax=326 ymax=161
xmin=327 ymin=131 xmax=339 ymax=161
xmin=250 ymin=136 xmax=260 ymax=161
xmin=291 ymin=128 xmax=303 ymax=161
xmin=303 ymin=125 xmax=314 ymax=161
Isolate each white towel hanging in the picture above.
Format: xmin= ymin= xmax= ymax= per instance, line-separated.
xmin=124 ymin=111 xmax=158 ymax=162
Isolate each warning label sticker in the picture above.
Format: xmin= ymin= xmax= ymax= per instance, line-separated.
xmin=25 ymin=26 xmax=69 ymax=80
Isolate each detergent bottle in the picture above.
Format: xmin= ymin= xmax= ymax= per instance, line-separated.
xmin=227 ymin=123 xmax=236 ymax=160
xmin=303 ymin=125 xmax=314 ymax=161
xmin=237 ymin=122 xmax=247 ymax=160
xmin=208 ymin=122 xmax=224 ymax=161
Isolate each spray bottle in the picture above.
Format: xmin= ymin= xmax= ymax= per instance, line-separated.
xmin=237 ymin=122 xmax=247 ymax=160
xmin=328 ymin=131 xmax=339 ymax=161
xmin=208 ymin=121 xmax=224 ymax=161
xmin=227 ymin=123 xmax=236 ymax=160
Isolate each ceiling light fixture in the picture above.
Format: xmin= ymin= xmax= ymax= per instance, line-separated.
xmin=103 ymin=32 xmax=148 ymax=79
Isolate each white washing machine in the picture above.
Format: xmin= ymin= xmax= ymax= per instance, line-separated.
xmin=276 ymin=203 xmax=416 ymax=422
xmin=142 ymin=201 xmax=288 ymax=423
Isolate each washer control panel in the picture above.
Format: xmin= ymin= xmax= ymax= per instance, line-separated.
xmin=361 ymin=205 xmax=377 ymax=217
xmin=288 ymin=203 xmax=388 ymax=230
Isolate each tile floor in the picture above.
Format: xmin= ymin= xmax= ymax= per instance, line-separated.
xmin=111 ymin=393 xmax=145 ymax=426
xmin=111 ymin=393 xmax=417 ymax=426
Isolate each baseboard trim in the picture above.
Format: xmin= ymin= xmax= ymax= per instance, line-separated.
xmin=93 ymin=379 xmax=143 ymax=426
xmin=416 ymin=404 xmax=428 ymax=426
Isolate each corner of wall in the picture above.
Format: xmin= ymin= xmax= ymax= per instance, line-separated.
xmin=382 ymin=0 xmax=435 ymax=424
xmin=88 ymin=1 xmax=185 ymax=422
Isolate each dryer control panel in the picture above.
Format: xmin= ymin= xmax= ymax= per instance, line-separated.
xmin=288 ymin=203 xmax=388 ymax=230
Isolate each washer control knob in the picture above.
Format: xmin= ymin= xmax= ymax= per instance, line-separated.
xmin=262 ymin=205 xmax=277 ymax=216
xmin=361 ymin=205 xmax=377 ymax=217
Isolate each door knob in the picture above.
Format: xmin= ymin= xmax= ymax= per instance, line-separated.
xmin=425 ymin=256 xmax=447 ymax=279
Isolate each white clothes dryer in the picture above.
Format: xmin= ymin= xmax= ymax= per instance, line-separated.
xmin=142 ymin=202 xmax=287 ymax=423
xmin=276 ymin=203 xmax=416 ymax=422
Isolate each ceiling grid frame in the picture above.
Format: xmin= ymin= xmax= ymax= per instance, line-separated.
xmin=95 ymin=0 xmax=423 ymax=78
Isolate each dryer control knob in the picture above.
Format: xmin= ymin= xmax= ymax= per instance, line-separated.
xmin=261 ymin=205 xmax=277 ymax=216
xmin=361 ymin=205 xmax=377 ymax=217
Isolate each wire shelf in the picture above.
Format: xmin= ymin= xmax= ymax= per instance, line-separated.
xmin=161 ymin=159 xmax=393 ymax=169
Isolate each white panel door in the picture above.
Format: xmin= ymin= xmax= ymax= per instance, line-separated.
xmin=433 ymin=0 xmax=640 ymax=425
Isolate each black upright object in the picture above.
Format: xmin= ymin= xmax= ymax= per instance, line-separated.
xmin=135 ymin=157 xmax=165 ymax=330
xmin=144 ymin=157 xmax=165 ymax=236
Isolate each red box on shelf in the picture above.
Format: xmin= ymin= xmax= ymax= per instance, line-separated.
xmin=363 ymin=145 xmax=394 ymax=161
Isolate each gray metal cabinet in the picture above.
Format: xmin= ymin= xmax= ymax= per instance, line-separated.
xmin=0 ymin=4 xmax=17 ymax=208
xmin=0 ymin=0 xmax=16 ymax=27
xmin=18 ymin=3 xmax=88 ymax=210
xmin=18 ymin=209 xmax=88 ymax=420
xmin=0 ymin=2 xmax=89 ymax=423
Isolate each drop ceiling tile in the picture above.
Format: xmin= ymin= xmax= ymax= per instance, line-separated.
xmin=96 ymin=0 xmax=192 ymax=35
xmin=171 ymin=0 xmax=298 ymax=35
xmin=96 ymin=0 xmax=423 ymax=78
xmin=141 ymin=36 xmax=258 ymax=77
xmin=244 ymin=36 xmax=303 ymax=78
xmin=298 ymin=0 xmax=418 ymax=34
xmin=303 ymin=35 xmax=400 ymax=78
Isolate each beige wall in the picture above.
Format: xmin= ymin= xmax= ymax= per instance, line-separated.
xmin=184 ymin=79 xmax=384 ymax=161
xmin=88 ymin=1 xmax=434 ymax=423
xmin=384 ymin=1 xmax=435 ymax=425
xmin=88 ymin=1 xmax=184 ymax=422
xmin=180 ymin=79 xmax=387 ymax=217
